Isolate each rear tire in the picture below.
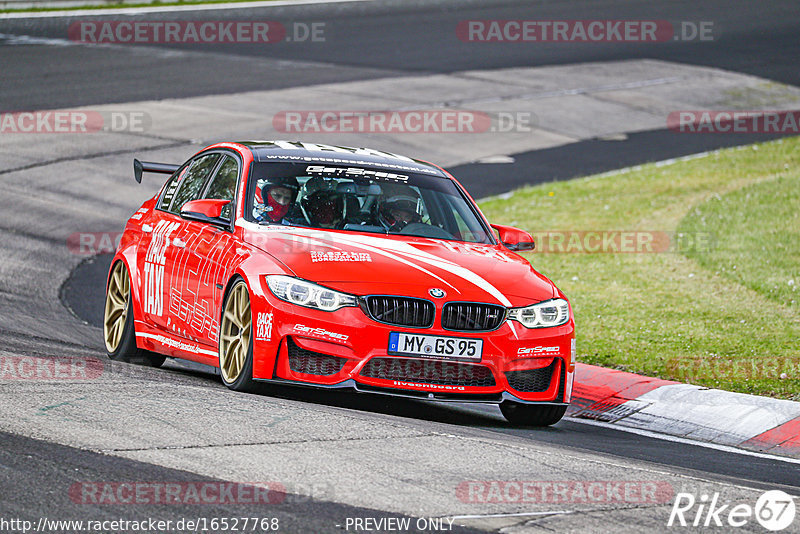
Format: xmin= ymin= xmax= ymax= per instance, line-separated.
xmin=499 ymin=401 xmax=567 ymax=427
xmin=219 ymin=279 xmax=256 ymax=392
xmin=103 ymin=261 xmax=166 ymax=368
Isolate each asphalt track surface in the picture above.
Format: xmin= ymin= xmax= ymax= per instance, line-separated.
xmin=2 ymin=0 xmax=800 ymax=110
xmin=451 ymin=128 xmax=797 ymax=199
xmin=1 ymin=431 xmax=483 ymax=534
xmin=3 ymin=0 xmax=800 ymax=532
xmin=57 ymin=253 xmax=800 ymax=493
xmin=3 ymin=0 xmax=799 ymax=191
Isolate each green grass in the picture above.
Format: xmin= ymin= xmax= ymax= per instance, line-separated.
xmin=679 ymin=173 xmax=799 ymax=308
xmin=0 ymin=0 xmax=281 ymax=14
xmin=478 ymin=137 xmax=800 ymax=400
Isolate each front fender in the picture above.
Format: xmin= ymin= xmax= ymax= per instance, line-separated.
xmin=221 ymin=245 xmax=290 ymax=378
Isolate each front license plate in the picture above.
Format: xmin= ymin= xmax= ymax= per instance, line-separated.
xmin=388 ymin=332 xmax=482 ymax=362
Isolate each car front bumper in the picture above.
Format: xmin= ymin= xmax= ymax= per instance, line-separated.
xmin=250 ymin=282 xmax=575 ymax=405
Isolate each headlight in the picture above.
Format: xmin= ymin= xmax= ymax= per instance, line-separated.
xmin=265 ymin=275 xmax=358 ymax=311
xmin=507 ymin=298 xmax=570 ymax=328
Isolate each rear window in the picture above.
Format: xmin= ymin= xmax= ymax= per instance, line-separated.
xmin=164 ymin=153 xmax=221 ymax=214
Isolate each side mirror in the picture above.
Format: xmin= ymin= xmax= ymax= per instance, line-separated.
xmin=490 ymin=224 xmax=535 ymax=251
xmin=180 ymin=199 xmax=231 ymax=228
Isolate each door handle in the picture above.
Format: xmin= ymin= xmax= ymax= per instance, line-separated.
xmin=142 ymin=224 xmax=153 ymax=233
xmin=172 ymin=238 xmax=186 ymax=248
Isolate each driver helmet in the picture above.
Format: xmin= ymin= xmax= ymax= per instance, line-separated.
xmin=377 ymin=185 xmax=421 ymax=231
xmin=257 ymin=176 xmax=299 ymax=222
xmin=299 ymin=176 xmax=345 ymax=228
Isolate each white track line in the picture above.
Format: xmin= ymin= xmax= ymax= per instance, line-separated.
xmin=449 ymin=511 xmax=574 ymax=520
xmin=568 ymin=416 xmax=800 ymax=466
xmin=477 ymin=143 xmax=783 ymax=202
xmin=0 ymin=0 xmax=371 ymax=19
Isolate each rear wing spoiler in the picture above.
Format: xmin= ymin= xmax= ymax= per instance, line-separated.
xmin=133 ymin=158 xmax=180 ymax=183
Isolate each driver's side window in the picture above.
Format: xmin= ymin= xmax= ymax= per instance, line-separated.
xmin=202 ymin=155 xmax=239 ymax=221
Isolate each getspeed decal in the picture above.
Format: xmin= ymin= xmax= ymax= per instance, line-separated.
xmin=305 ymin=165 xmax=409 ymax=183
xmin=135 ymin=332 xmax=217 ymax=357
xmin=293 ymin=324 xmax=349 ymax=342
xmin=517 ymin=346 xmax=560 ymax=355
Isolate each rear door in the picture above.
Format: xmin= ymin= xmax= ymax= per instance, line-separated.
xmin=136 ymin=163 xmax=186 ymax=333
xmin=141 ymin=152 xmax=221 ymax=334
xmin=170 ymin=153 xmax=242 ymax=346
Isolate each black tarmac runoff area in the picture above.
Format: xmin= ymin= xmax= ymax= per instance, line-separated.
xmin=2 ymin=0 xmax=800 ymax=110
xmin=0 ymin=431 xmax=483 ymax=534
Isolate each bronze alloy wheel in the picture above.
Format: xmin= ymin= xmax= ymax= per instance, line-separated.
xmin=104 ymin=261 xmax=130 ymax=353
xmin=219 ymin=281 xmax=253 ymax=385
xmin=103 ymin=261 xmax=166 ymax=367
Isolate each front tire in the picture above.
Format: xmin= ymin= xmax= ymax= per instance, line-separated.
xmin=500 ymin=401 xmax=567 ymax=427
xmin=219 ymin=279 xmax=256 ymax=392
xmin=103 ymin=261 xmax=166 ymax=367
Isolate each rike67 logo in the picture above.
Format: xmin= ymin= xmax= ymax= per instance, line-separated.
xmin=668 ymin=490 xmax=796 ymax=531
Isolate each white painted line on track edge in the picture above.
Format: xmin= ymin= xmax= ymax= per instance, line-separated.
xmin=567 ymin=416 xmax=800 ymax=466
xmin=0 ymin=0 xmax=371 ymax=19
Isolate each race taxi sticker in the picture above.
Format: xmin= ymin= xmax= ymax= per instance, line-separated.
xmin=143 ymin=220 xmax=180 ymax=317
xmin=255 ymin=312 xmax=273 ymax=342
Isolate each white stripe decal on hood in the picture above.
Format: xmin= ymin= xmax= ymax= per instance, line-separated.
xmin=271 ymin=229 xmax=458 ymax=292
xmin=317 ymin=231 xmax=521 ymax=338
xmin=240 ymin=221 xmax=521 ymax=337
xmin=244 ymin=223 xmax=512 ymax=305
xmin=320 ymin=232 xmax=514 ymax=307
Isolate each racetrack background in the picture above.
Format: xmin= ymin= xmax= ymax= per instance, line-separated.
xmin=1 ymin=1 xmax=799 ymax=531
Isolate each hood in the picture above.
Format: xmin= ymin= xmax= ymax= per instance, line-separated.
xmin=243 ymin=226 xmax=556 ymax=307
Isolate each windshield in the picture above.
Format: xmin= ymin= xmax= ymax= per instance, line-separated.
xmin=245 ymin=162 xmax=493 ymax=244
